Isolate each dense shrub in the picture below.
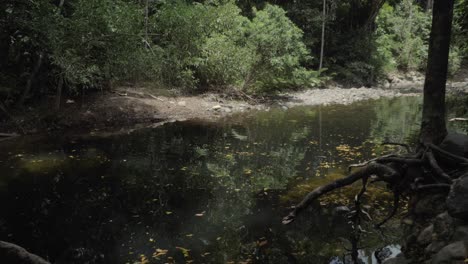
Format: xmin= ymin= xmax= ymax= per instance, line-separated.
xmin=375 ymin=1 xmax=462 ymax=76
xmin=155 ymin=1 xmax=320 ymax=93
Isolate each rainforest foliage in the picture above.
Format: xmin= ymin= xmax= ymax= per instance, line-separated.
xmin=0 ymin=0 xmax=467 ymax=105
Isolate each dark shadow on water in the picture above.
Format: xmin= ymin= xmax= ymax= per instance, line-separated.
xmin=0 ymin=96 xmax=466 ymax=263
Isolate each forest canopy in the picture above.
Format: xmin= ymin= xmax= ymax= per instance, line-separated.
xmin=0 ymin=0 xmax=467 ymax=105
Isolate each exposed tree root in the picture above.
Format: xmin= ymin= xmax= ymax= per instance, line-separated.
xmin=282 ymin=162 xmax=399 ymax=225
xmin=426 ymin=143 xmax=468 ymax=165
xmin=375 ymin=191 xmax=399 ymax=228
xmin=282 ymin=141 xmax=465 ymax=226
xmin=425 ymin=151 xmax=453 ymax=183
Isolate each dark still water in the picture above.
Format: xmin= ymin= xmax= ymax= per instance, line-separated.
xmin=1 ymin=96 xmax=467 ymax=264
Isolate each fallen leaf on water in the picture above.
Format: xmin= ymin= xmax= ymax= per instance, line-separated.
xmin=153 ymin=248 xmax=168 ymax=258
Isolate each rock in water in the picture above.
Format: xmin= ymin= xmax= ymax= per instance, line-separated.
xmin=446 ymin=174 xmax=468 ymax=220
xmin=440 ymin=132 xmax=468 ymax=158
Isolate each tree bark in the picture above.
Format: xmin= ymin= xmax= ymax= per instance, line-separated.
xmin=420 ymin=0 xmax=454 ymax=144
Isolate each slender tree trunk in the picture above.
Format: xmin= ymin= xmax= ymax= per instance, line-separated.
xmin=318 ymin=0 xmax=326 ymax=72
xmin=17 ymin=53 xmax=43 ymax=107
xmin=55 ymin=76 xmax=64 ymax=110
xmin=420 ymin=0 xmax=454 ymax=144
xmin=17 ymin=0 xmax=65 ymax=108
xmin=145 ymin=0 xmax=149 ymax=41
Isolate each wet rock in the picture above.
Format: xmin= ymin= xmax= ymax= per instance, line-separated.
xmin=417 ymin=224 xmax=434 ymax=245
xmin=375 ymin=247 xmax=392 ymax=263
xmin=433 ymin=212 xmax=455 ymax=241
xmin=414 ymin=193 xmax=447 ymax=217
xmin=446 ymin=176 xmax=468 ymax=220
xmin=439 ymin=132 xmax=468 ymax=158
xmin=452 ymin=225 xmax=468 ymax=241
xmin=431 ymin=241 xmax=467 ymax=264
xmin=426 ymin=241 xmax=447 ymax=255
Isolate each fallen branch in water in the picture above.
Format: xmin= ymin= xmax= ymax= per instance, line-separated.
xmin=282 ymin=162 xmax=400 ymax=225
xmin=282 ymin=141 xmax=465 ymax=226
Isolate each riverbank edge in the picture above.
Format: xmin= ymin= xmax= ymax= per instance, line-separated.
xmin=1 ymin=79 xmax=467 ymax=138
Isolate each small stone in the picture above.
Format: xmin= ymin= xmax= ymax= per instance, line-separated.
xmin=177 ymin=101 xmax=186 ymax=106
xmin=452 ymin=225 xmax=468 ymax=241
xmin=212 ymin=105 xmax=222 ymax=111
xmin=431 ymin=241 xmax=467 ymax=264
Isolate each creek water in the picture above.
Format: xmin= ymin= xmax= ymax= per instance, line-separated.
xmin=0 ymin=96 xmax=467 ymax=264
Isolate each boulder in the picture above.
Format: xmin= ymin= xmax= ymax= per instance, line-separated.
xmin=446 ymin=176 xmax=468 ymax=220
xmin=439 ymin=132 xmax=468 ymax=158
xmin=433 ymin=212 xmax=455 ymax=241
xmin=0 ymin=241 xmax=50 ymax=264
xmin=431 ymin=241 xmax=467 ymax=264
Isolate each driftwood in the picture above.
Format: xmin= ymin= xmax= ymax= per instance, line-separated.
xmin=0 ymin=132 xmax=20 ymax=142
xmin=0 ymin=241 xmax=50 ymax=264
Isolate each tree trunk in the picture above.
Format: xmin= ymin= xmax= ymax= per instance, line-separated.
xmin=55 ymin=75 xmax=64 ymax=110
xmin=420 ymin=0 xmax=454 ymax=144
xmin=318 ymin=0 xmax=326 ymax=72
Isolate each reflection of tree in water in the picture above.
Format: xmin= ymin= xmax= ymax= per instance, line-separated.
xmin=369 ymin=97 xmax=423 ymax=144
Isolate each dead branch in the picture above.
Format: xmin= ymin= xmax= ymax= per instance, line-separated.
xmin=449 ymin=117 xmax=468 ymax=122
xmin=282 ymin=162 xmax=399 ymax=225
xmin=350 ymin=177 xmax=369 ymax=263
xmin=348 ymin=154 xmax=397 ymax=172
xmin=375 ymin=191 xmax=400 ymax=228
xmin=376 ymin=157 xmax=423 ymax=165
